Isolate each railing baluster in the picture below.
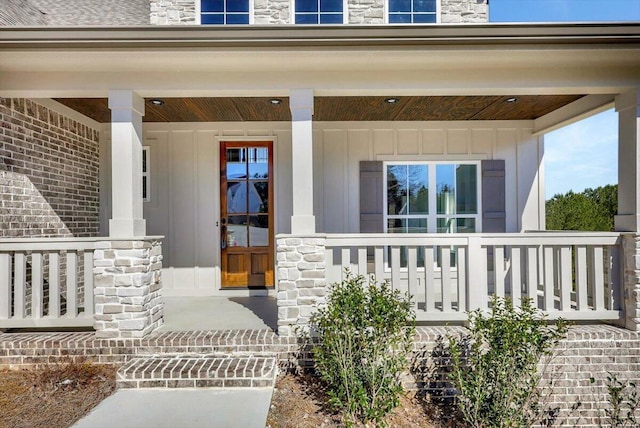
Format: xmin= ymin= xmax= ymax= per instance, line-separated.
xmin=610 ymin=245 xmax=622 ymax=311
xmin=341 ymin=248 xmax=351 ymax=279
xmin=49 ymin=252 xmax=61 ymax=318
xmin=407 ymin=246 xmax=418 ymax=311
xmin=543 ymin=246 xmax=555 ymax=311
xmin=66 ymin=251 xmax=78 ymax=317
xmin=495 ymin=245 xmax=505 ymax=298
xmin=526 ymin=247 xmax=538 ymax=303
xmin=31 ymin=252 xmax=43 ymax=318
xmin=441 ymin=247 xmax=451 ymax=312
xmin=593 ymin=246 xmax=605 ymax=311
xmin=559 ymin=246 xmax=572 ymax=311
xmin=0 ymin=253 xmax=11 ymax=319
xmin=14 ymin=252 xmax=26 ymax=319
xmin=325 ymin=246 xmax=336 ymax=284
xmin=457 ymin=246 xmax=467 ymax=312
xmin=424 ymin=246 xmax=435 ymax=312
xmin=374 ymin=246 xmax=384 ymax=283
xmin=511 ymin=247 xmax=521 ymax=306
xmin=357 ymin=248 xmax=367 ymax=277
xmin=390 ymin=246 xmax=401 ymax=292
xmin=83 ymin=250 xmax=94 ymax=316
xmin=575 ymin=245 xmax=588 ymax=310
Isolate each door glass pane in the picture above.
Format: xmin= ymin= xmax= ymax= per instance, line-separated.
xmin=408 ymin=164 xmax=428 ymax=214
xmin=250 ymin=181 xmax=269 ymax=213
xmin=456 ymin=164 xmax=477 ymax=214
xmin=436 ymin=164 xmax=456 ymax=215
xmin=226 ymin=148 xmax=246 ymax=179
xmin=249 ymin=215 xmax=269 ymax=246
xmin=248 ymin=148 xmax=269 ymax=179
xmin=227 ymin=215 xmax=248 ymax=247
xmin=407 ymin=218 xmax=428 ymax=233
xmin=227 ymin=182 xmax=247 ymax=213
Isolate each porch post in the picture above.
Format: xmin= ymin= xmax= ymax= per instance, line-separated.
xmin=615 ymin=89 xmax=640 ymax=331
xmin=289 ymin=89 xmax=315 ymax=234
xmin=614 ymin=89 xmax=640 ymax=233
xmin=108 ymin=90 xmax=146 ymax=237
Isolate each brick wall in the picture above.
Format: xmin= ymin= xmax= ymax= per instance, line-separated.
xmin=0 ymin=98 xmax=100 ymax=238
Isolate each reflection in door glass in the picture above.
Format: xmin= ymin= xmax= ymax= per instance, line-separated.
xmin=248 ymin=147 xmax=269 ymax=179
xmin=251 ymin=181 xmax=269 ymax=213
xmin=227 ymin=215 xmax=248 ymax=247
xmin=226 ymin=182 xmax=247 ymax=213
xmin=227 ymin=148 xmax=246 ymax=179
xmin=249 ymin=215 xmax=269 ymax=246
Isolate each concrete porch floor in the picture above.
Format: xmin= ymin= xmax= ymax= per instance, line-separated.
xmin=159 ymin=296 xmax=277 ymax=331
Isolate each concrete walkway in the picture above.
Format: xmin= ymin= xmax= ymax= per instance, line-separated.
xmin=73 ymin=387 xmax=273 ymax=428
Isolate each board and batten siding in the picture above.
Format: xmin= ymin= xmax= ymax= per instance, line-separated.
xmin=101 ymin=121 xmax=543 ymax=295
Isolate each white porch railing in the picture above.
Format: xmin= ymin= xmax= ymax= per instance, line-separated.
xmin=325 ymin=232 xmax=622 ymax=322
xmin=0 ymin=238 xmax=98 ymax=329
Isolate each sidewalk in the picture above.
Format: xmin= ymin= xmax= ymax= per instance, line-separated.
xmin=73 ymin=387 xmax=273 ymax=428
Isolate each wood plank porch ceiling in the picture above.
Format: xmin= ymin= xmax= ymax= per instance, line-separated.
xmin=55 ymin=95 xmax=584 ymax=123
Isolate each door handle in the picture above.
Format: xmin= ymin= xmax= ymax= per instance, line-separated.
xmin=221 ymin=225 xmax=227 ymax=249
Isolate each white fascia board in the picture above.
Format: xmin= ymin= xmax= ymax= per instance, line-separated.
xmin=532 ymin=94 xmax=616 ymax=136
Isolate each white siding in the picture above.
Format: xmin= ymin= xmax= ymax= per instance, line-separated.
xmin=100 ymin=120 xmax=542 ymax=294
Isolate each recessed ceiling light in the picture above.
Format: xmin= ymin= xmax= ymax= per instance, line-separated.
xmin=385 ymin=97 xmax=400 ymax=104
xmin=269 ymin=98 xmax=282 ymax=105
xmin=149 ymin=99 xmax=165 ymax=106
xmin=505 ymin=97 xmax=518 ymax=103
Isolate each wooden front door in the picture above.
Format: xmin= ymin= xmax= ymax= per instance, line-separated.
xmin=220 ymin=142 xmax=274 ymax=288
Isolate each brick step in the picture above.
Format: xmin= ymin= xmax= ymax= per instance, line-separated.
xmin=116 ymin=353 xmax=277 ymax=389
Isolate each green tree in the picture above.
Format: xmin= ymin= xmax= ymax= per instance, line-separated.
xmin=545 ymin=184 xmax=617 ymax=231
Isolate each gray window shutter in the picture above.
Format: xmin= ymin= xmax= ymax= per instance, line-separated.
xmin=360 ymin=161 xmax=384 ymax=233
xmin=481 ymin=159 xmax=506 ymax=233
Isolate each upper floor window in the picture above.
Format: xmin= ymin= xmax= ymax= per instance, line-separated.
xmin=295 ymin=0 xmax=344 ymax=24
xmin=201 ymin=0 xmax=250 ymax=24
xmin=388 ymin=0 xmax=437 ymax=24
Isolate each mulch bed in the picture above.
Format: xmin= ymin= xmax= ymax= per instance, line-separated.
xmin=0 ymin=361 xmax=117 ymax=428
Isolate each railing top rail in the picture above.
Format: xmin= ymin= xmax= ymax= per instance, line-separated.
xmin=322 ymin=232 xmax=621 ymax=247
xmin=0 ymin=236 xmax=164 ymax=251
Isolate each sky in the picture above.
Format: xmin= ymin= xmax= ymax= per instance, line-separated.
xmin=489 ymin=0 xmax=639 ymax=199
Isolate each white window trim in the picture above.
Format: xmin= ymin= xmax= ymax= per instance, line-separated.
xmin=142 ymin=146 xmax=150 ymax=203
xmin=291 ymin=0 xmax=349 ymax=24
xmin=384 ymin=0 xmax=441 ymax=24
xmin=382 ymin=160 xmax=482 ymax=234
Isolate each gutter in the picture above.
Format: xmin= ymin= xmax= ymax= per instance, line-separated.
xmin=1 ymin=23 xmax=639 ymax=50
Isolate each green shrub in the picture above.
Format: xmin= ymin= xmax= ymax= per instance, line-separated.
xmin=595 ymin=372 xmax=640 ymax=427
xmin=307 ymin=272 xmax=416 ymax=427
xmin=446 ymin=297 xmax=569 ymax=428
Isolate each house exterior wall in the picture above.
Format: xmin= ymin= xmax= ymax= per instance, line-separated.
xmin=129 ymin=120 xmax=541 ymax=294
xmin=0 ymin=98 xmax=101 ymax=238
xmin=152 ymin=0 xmax=488 ymax=25
xmin=24 ymin=0 xmax=149 ymax=26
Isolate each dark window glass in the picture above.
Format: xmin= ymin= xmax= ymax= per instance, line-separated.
xmin=389 ymin=14 xmax=411 ymax=23
xmin=227 ymin=0 xmax=249 ymax=12
xmin=201 ymin=14 xmax=224 ymax=24
xmin=321 ymin=0 xmax=342 ymax=12
xmin=226 ymin=13 xmax=249 ymax=24
xmin=296 ymin=13 xmax=319 ymax=23
xmin=320 ymin=13 xmax=343 ymax=23
xmin=389 ymin=0 xmax=411 ymax=12
xmin=413 ymin=13 xmax=437 ymax=23
xmin=414 ymin=0 xmax=436 ymax=12
xmin=202 ymin=0 xmax=224 ymax=12
xmin=296 ymin=0 xmax=318 ymax=12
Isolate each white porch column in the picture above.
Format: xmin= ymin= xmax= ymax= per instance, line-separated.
xmin=289 ymin=89 xmax=315 ymax=234
xmin=108 ymin=90 xmax=146 ymax=237
xmin=615 ymin=89 xmax=640 ymax=232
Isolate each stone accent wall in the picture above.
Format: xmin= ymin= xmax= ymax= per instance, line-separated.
xmin=0 ymin=0 xmax=47 ymax=26
xmin=93 ymin=239 xmax=163 ymax=338
xmin=441 ymin=0 xmax=488 ymax=23
xmin=276 ymin=236 xmax=326 ymax=337
xmin=254 ymin=0 xmax=290 ymax=24
xmin=622 ymin=234 xmax=640 ymax=331
xmin=348 ymin=0 xmax=384 ymax=24
xmin=0 ymin=98 xmax=100 ymax=238
xmin=150 ymin=0 xmax=196 ymax=25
